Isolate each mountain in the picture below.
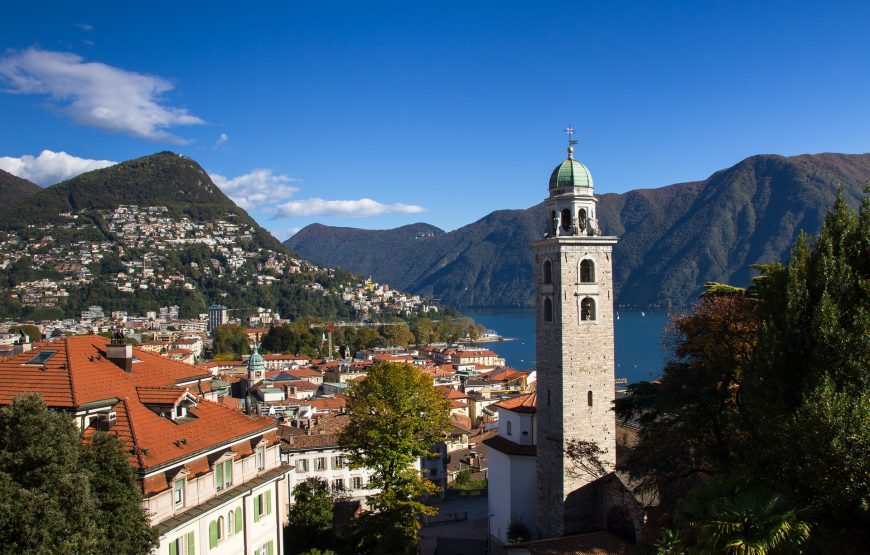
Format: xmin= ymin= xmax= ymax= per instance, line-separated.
xmin=287 ymin=153 xmax=870 ymax=309
xmin=0 ymin=169 xmax=40 ymax=207
xmin=0 ymin=151 xmax=282 ymax=251
xmin=0 ymin=152 xmax=431 ymax=322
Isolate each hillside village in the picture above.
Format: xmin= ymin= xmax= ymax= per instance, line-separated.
xmin=0 ymin=203 xmax=437 ymax=320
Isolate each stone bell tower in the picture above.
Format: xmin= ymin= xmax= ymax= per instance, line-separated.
xmin=533 ymin=129 xmax=618 ymax=539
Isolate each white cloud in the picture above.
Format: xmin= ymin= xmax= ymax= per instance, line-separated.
xmin=209 ymin=169 xmax=301 ymax=209
xmin=76 ymin=23 xmax=93 ymax=32
xmin=275 ymin=198 xmax=426 ymax=217
xmin=214 ymin=132 xmax=228 ymax=148
xmin=0 ymin=48 xmax=204 ymax=143
xmin=0 ymin=149 xmax=116 ymax=185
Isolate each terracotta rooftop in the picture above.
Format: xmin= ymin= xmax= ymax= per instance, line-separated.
xmin=491 ymin=392 xmax=537 ymax=413
xmin=0 ymin=336 xmax=275 ymax=473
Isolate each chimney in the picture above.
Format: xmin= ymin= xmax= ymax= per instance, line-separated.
xmin=106 ymin=331 xmax=133 ymax=372
xmin=12 ymin=332 xmax=32 ymax=355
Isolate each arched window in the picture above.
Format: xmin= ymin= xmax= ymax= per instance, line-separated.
xmin=578 ymin=208 xmax=588 ymax=232
xmin=544 ymin=297 xmax=553 ymax=322
xmin=587 ymin=390 xmax=593 ymax=407
xmin=581 ymin=297 xmax=596 ymax=321
xmin=580 ymin=259 xmax=595 ymax=283
xmin=217 ymin=516 xmax=225 ymax=541
xmin=561 ymin=208 xmax=571 ymax=232
xmin=227 ymin=510 xmax=235 ymax=536
xmin=543 ymin=260 xmax=552 ymax=284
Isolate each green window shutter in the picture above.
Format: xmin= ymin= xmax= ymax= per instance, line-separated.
xmin=226 ymin=461 xmax=233 ymax=484
xmin=215 ymin=464 xmax=223 ymax=489
xmin=186 ymin=531 xmax=195 ymax=555
xmin=254 ymin=496 xmax=261 ymax=522
xmin=209 ymin=520 xmax=218 ymax=549
xmin=265 ymin=491 xmax=272 ymax=515
xmin=267 ymin=540 xmax=274 ymax=555
xmin=169 ymin=540 xmax=178 ymax=555
xmin=235 ymin=507 xmax=243 ymax=533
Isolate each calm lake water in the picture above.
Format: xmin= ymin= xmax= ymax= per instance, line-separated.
xmin=462 ymin=308 xmax=670 ymax=384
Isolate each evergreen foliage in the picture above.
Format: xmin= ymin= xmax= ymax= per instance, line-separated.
xmin=619 ymin=190 xmax=870 ymax=551
xmin=339 ymin=362 xmax=451 ymax=554
xmin=0 ymin=394 xmax=156 ymax=554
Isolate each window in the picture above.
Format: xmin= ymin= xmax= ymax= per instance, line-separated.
xmin=173 ymin=479 xmax=185 ymax=508
xmin=543 ymin=297 xmax=553 ymax=322
xmin=506 ymin=420 xmax=513 ymax=436
xmin=254 ymin=540 xmax=274 ymax=555
xmin=543 ymin=260 xmax=552 ymax=284
xmin=331 ymin=455 xmax=344 ymax=469
xmin=588 ymin=390 xmax=593 ymax=407
xmin=296 ymin=458 xmax=308 ymax=473
xmin=580 ymin=259 xmax=595 ymax=283
xmin=333 ymin=478 xmax=345 ymax=493
xmin=25 ymin=351 xmax=56 ymax=365
xmin=561 ymin=208 xmax=571 ymax=232
xmin=254 ymin=491 xmax=272 ymax=522
xmin=581 ymin=297 xmax=596 ymax=321
xmin=352 ymin=476 xmax=363 ymax=490
xmin=175 ymin=404 xmax=184 ymax=418
xmin=256 ymin=446 xmax=265 ymax=470
xmin=214 ymin=459 xmax=233 ymax=491
xmin=314 ymin=457 xmax=327 ymax=471
xmin=227 ymin=510 xmax=235 ymax=537
xmin=168 ymin=531 xmax=194 ymax=555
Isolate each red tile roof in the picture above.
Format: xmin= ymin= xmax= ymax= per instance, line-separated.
xmin=492 ymin=392 xmax=537 ymax=413
xmin=0 ymin=336 xmax=275 ymax=474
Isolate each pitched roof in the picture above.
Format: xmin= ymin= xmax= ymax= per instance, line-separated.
xmin=0 ymin=336 xmax=275 ymax=473
xmin=491 ymin=392 xmax=537 ymax=413
xmin=483 ymin=435 xmax=536 ymax=457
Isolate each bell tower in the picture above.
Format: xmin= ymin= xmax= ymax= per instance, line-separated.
xmin=533 ymin=129 xmax=618 ymax=538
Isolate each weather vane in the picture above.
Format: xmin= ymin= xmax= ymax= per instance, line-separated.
xmin=565 ymin=125 xmax=578 ymax=146
xmin=565 ymin=125 xmax=578 ymax=158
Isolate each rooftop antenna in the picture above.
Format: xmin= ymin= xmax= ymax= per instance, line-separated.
xmin=565 ymin=125 xmax=578 ymax=159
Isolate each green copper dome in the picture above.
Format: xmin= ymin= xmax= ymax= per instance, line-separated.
xmin=247 ymin=345 xmax=265 ymax=372
xmin=549 ymin=156 xmax=593 ymax=191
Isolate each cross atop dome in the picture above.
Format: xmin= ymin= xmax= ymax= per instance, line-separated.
xmin=565 ymin=125 xmax=578 ymax=159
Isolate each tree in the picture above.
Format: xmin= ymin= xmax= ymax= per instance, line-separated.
xmin=381 ymin=324 xmax=414 ymax=348
xmin=9 ymin=324 xmax=41 ymax=341
xmin=0 ymin=394 xmax=156 ymax=554
xmin=212 ymin=323 xmax=251 ymax=357
xmin=410 ymin=318 xmax=435 ymax=346
xmin=339 ymin=362 xmax=451 ymax=554
xmin=285 ymin=478 xmax=338 ymax=554
xmin=618 ymin=191 xmax=870 ymax=550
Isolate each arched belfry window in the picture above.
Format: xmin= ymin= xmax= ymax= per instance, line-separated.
xmin=581 ymin=297 xmax=596 ymax=321
xmin=587 ymin=390 xmax=593 ymax=406
xmin=580 ymin=259 xmax=595 ymax=283
xmin=561 ymin=208 xmax=571 ymax=232
xmin=543 ymin=297 xmax=553 ymax=322
xmin=543 ymin=260 xmax=552 ymax=284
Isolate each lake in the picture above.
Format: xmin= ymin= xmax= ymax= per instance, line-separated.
xmin=462 ymin=308 xmax=670 ymax=384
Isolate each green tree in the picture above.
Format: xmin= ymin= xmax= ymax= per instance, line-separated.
xmin=410 ymin=318 xmax=435 ymax=346
xmin=0 ymin=394 xmax=156 ymax=554
xmin=284 ymin=478 xmax=337 ymax=554
xmin=9 ymin=324 xmax=41 ymax=341
xmin=339 ymin=362 xmax=451 ymax=554
xmin=619 ymin=191 xmax=870 ymax=550
xmin=381 ymin=324 xmax=414 ymax=348
xmin=212 ymin=323 xmax=251 ymax=357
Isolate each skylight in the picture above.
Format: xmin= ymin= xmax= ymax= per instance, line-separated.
xmin=25 ymin=351 xmax=57 ymax=365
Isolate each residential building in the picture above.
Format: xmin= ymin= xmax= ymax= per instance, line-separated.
xmin=0 ymin=335 xmax=293 ymax=555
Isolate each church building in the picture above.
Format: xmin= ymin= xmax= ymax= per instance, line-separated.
xmin=487 ymin=133 xmax=636 ymax=549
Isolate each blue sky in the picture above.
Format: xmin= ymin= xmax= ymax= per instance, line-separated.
xmin=1 ymin=1 xmax=868 ymax=240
